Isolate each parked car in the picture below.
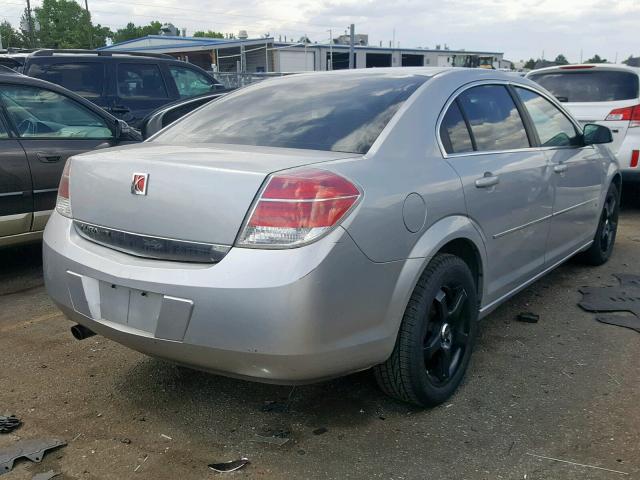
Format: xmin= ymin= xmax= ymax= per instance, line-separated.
xmin=527 ymin=64 xmax=640 ymax=182
xmin=0 ymin=71 xmax=141 ymax=248
xmin=9 ymin=49 xmax=224 ymax=129
xmin=140 ymin=91 xmax=227 ymax=139
xmin=43 ymin=68 xmax=619 ymax=406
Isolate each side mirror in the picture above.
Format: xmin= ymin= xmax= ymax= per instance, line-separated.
xmin=583 ymin=123 xmax=613 ymax=145
xmin=114 ymin=119 xmax=142 ymax=143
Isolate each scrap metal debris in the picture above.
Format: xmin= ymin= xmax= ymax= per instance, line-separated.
xmin=208 ymin=458 xmax=250 ymax=473
xmin=32 ymin=470 xmax=60 ymax=480
xmin=0 ymin=416 xmax=21 ymax=434
xmin=517 ymin=312 xmax=539 ymax=323
xmin=253 ymin=428 xmax=290 ymax=446
xmin=579 ymin=274 xmax=640 ymax=333
xmin=0 ymin=438 xmax=66 ymax=476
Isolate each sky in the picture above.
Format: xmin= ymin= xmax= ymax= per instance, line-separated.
xmin=2 ymin=0 xmax=639 ymax=63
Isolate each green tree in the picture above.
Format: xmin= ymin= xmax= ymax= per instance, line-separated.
xmin=112 ymin=21 xmax=162 ymax=44
xmin=193 ymin=30 xmax=224 ymax=39
xmin=0 ymin=21 xmax=26 ymax=49
xmin=554 ymin=54 xmax=569 ymax=65
xmin=586 ymin=54 xmax=607 ymax=64
xmin=523 ymin=58 xmax=536 ymax=70
xmin=33 ymin=0 xmax=111 ymax=49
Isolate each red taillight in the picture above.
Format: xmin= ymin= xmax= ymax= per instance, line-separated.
xmin=605 ymin=104 xmax=640 ymax=127
xmin=55 ymin=160 xmax=72 ymax=217
xmin=237 ymin=168 xmax=361 ymax=247
xmin=560 ymin=65 xmax=596 ymax=70
xmin=631 ymin=150 xmax=639 ymax=168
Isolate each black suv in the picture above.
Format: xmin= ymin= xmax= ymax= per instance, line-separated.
xmin=9 ymin=49 xmax=223 ymax=128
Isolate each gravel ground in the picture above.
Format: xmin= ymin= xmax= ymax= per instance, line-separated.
xmin=1 ymin=208 xmax=639 ymax=480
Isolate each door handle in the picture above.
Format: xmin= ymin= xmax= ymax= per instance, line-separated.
xmin=36 ymin=152 xmax=62 ymax=163
xmin=553 ymin=163 xmax=568 ymax=174
xmin=111 ymin=105 xmax=130 ymax=114
xmin=475 ymin=173 xmax=500 ymax=188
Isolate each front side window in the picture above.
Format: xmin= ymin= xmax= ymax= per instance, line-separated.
xmin=154 ymin=72 xmax=428 ymax=154
xmin=117 ymin=63 xmax=168 ymax=99
xmin=456 ymin=85 xmax=530 ymax=152
xmin=528 ymin=70 xmax=639 ymax=102
xmin=440 ymin=101 xmax=473 ymax=154
xmin=515 ymin=87 xmax=580 ymax=147
xmin=0 ymin=85 xmax=112 ymax=139
xmin=27 ymin=62 xmax=105 ymax=98
xmin=169 ymin=66 xmax=216 ymax=98
xmin=0 ymin=116 xmax=8 ymax=138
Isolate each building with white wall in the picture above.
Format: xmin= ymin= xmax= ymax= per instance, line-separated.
xmin=99 ymin=35 xmax=504 ymax=72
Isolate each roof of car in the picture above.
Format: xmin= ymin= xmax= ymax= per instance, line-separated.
xmin=528 ymin=63 xmax=640 ymax=76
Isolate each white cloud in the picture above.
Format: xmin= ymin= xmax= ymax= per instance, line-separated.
xmin=5 ymin=0 xmax=639 ymax=62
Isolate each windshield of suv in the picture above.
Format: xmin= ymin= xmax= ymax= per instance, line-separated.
xmin=153 ymin=72 xmax=428 ymax=154
xmin=529 ymin=70 xmax=640 ymax=102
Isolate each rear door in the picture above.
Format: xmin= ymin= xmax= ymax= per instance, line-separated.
xmin=0 ymin=83 xmax=115 ymax=230
xmin=441 ymin=84 xmax=553 ymax=305
xmin=0 ymin=110 xmax=32 ymax=238
xmin=113 ymin=61 xmax=172 ymax=128
xmin=513 ymin=86 xmax=604 ymax=263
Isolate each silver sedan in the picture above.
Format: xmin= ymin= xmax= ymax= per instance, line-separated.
xmin=43 ymin=68 xmax=620 ymax=407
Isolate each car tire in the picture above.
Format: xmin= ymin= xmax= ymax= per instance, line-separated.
xmin=374 ymin=253 xmax=478 ymax=407
xmin=579 ymin=183 xmax=620 ymax=266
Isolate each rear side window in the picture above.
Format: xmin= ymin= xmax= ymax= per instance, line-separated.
xmin=457 ymin=85 xmax=530 ymax=152
xmin=169 ymin=66 xmax=216 ymax=98
xmin=117 ymin=63 xmax=168 ymax=99
xmin=27 ymin=62 xmax=105 ymax=98
xmin=440 ymin=101 xmax=473 ymax=154
xmin=529 ymin=70 xmax=640 ymax=102
xmin=0 ymin=116 xmax=8 ymax=138
xmin=515 ymin=87 xmax=580 ymax=147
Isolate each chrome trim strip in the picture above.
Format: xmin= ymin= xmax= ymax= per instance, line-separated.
xmin=33 ymin=188 xmax=59 ymax=194
xmin=74 ymin=220 xmax=231 ymax=263
xmin=436 ymin=80 xmax=585 ymax=159
xmin=0 ymin=191 xmax=25 ymax=198
xmin=493 ymin=214 xmax=553 ymax=239
xmin=492 ymin=197 xmax=599 ymax=239
xmin=479 ymin=240 xmax=593 ymax=316
xmin=552 ymin=197 xmax=599 ymax=217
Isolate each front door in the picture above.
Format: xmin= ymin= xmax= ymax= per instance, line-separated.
xmin=440 ymin=84 xmax=554 ymax=306
xmin=0 ymin=83 xmax=115 ymax=230
xmin=0 ymin=115 xmax=32 ymax=238
xmin=113 ymin=62 xmax=172 ymax=129
xmin=513 ymin=87 xmax=604 ymax=264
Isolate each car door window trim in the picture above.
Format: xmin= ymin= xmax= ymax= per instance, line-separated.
xmin=436 ymin=80 xmax=586 ymax=159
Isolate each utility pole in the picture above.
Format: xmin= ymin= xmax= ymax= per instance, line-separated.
xmin=348 ymin=23 xmax=355 ymax=69
xmin=327 ymin=29 xmax=333 ymax=70
xmin=25 ymin=0 xmax=35 ymax=48
xmin=84 ymin=0 xmax=93 ymax=49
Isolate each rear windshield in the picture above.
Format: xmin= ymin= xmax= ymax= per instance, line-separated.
xmin=529 ymin=70 xmax=639 ymax=102
xmin=153 ymin=72 xmax=428 ymax=154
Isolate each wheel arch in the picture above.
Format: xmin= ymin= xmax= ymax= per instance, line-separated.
xmin=380 ymin=215 xmax=488 ymax=361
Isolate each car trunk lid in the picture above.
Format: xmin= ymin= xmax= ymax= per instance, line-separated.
xmin=69 ymin=143 xmax=358 ymax=248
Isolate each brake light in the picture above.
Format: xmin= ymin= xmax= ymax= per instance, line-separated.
xmin=631 ymin=150 xmax=639 ymax=168
xmin=55 ymin=160 xmax=72 ymax=218
xmin=605 ymin=104 xmax=640 ymax=127
xmin=560 ymin=65 xmax=596 ymax=70
xmin=237 ymin=168 xmax=361 ymax=248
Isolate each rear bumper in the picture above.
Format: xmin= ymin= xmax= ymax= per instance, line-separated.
xmin=616 ymin=128 xmax=639 ymax=176
xmin=43 ymin=212 xmax=407 ymax=384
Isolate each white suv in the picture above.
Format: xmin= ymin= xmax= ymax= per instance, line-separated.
xmin=528 ymin=64 xmax=640 ymax=182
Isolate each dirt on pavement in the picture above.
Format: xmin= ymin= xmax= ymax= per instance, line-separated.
xmin=1 ymin=210 xmax=639 ymax=480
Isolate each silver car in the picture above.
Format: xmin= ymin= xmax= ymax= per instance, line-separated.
xmin=43 ymin=68 xmax=620 ymax=407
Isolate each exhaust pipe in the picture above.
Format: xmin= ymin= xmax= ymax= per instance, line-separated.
xmin=71 ymin=324 xmax=96 ymax=340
